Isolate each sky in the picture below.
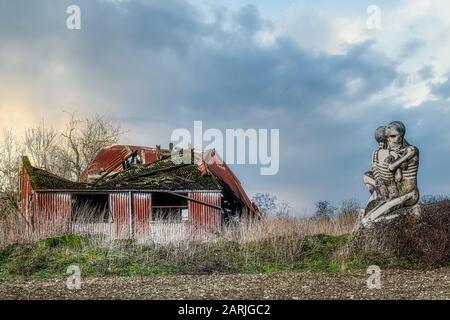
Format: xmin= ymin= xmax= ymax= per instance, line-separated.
xmin=1 ymin=0 xmax=450 ymax=214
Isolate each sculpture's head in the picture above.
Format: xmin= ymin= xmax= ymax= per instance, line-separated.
xmin=374 ymin=126 xmax=386 ymax=148
xmin=386 ymin=121 xmax=406 ymax=150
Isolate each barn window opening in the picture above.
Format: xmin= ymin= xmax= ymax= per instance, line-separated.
xmin=71 ymin=194 xmax=110 ymax=222
xmin=122 ymin=152 xmax=143 ymax=170
xmin=222 ymin=189 xmax=241 ymax=224
xmin=151 ymin=192 xmax=188 ymax=222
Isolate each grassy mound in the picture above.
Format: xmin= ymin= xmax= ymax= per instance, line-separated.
xmin=0 ymin=234 xmax=356 ymax=278
xmin=349 ymin=201 xmax=450 ymax=268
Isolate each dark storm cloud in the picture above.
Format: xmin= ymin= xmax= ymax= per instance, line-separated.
xmin=398 ymin=38 xmax=426 ymax=60
xmin=183 ymin=39 xmax=398 ymax=119
xmin=1 ymin=0 xmax=399 ymax=116
xmin=234 ymin=4 xmax=268 ymax=35
xmin=1 ymin=0 xmax=449 ymax=211
xmin=418 ymin=65 xmax=434 ymax=80
xmin=431 ymin=74 xmax=450 ymax=99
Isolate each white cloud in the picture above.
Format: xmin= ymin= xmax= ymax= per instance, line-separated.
xmin=367 ymin=0 xmax=450 ymax=106
xmin=256 ymin=5 xmax=366 ymax=54
xmin=255 ymin=0 xmax=450 ymax=108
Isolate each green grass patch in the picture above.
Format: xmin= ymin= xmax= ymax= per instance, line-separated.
xmin=0 ymin=232 xmax=434 ymax=279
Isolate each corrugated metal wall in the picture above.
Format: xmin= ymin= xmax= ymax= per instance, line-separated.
xmin=22 ymin=190 xmax=223 ymax=241
xmin=188 ymin=192 xmax=221 ymax=237
xmin=19 ymin=164 xmax=33 ymax=224
xmin=133 ymin=192 xmax=152 ymax=240
xmin=34 ymin=192 xmax=72 ymax=236
xmin=109 ymin=192 xmax=131 ymax=239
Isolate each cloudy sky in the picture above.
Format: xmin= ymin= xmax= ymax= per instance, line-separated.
xmin=1 ymin=0 xmax=450 ymax=214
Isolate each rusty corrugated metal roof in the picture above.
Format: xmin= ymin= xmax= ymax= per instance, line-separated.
xmin=201 ymin=150 xmax=256 ymax=213
xmin=79 ymin=145 xmax=169 ymax=182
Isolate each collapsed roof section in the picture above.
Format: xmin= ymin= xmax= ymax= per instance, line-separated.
xmin=95 ymin=157 xmax=222 ymax=191
xmin=21 ymin=144 xmax=256 ymax=213
xmin=21 ymin=156 xmax=87 ymax=191
xmin=201 ymin=150 xmax=255 ymax=214
xmin=22 ymin=156 xmax=221 ymax=192
xmin=78 ymin=145 xmax=170 ymax=183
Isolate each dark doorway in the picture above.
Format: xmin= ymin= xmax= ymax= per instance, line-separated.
xmin=151 ymin=192 xmax=188 ymax=221
xmin=71 ymin=194 xmax=110 ymax=222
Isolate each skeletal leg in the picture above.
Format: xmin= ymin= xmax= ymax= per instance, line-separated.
xmin=361 ymin=191 xmax=416 ymax=227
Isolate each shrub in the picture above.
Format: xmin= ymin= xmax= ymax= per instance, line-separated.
xmin=349 ymin=201 xmax=450 ymax=267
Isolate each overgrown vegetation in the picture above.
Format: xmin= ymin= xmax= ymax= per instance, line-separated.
xmin=0 ymin=233 xmax=355 ymax=279
xmin=0 ymin=199 xmax=448 ymax=279
xmin=0 ymin=200 xmax=357 ymax=278
xmin=349 ymin=200 xmax=450 ymax=268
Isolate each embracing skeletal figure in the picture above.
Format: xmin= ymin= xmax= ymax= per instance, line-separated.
xmin=356 ymin=121 xmax=420 ymax=229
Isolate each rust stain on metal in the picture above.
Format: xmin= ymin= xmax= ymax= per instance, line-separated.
xmin=110 ymin=192 xmax=131 ymax=239
xmin=79 ymin=145 xmax=168 ymax=182
xmin=133 ymin=192 xmax=152 ymax=240
xmin=188 ymin=192 xmax=221 ymax=237
xmin=202 ymin=150 xmax=256 ymax=213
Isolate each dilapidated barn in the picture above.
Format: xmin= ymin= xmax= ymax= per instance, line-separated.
xmin=19 ymin=145 xmax=256 ymax=242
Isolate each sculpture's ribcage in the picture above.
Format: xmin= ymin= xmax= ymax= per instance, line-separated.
xmin=375 ymin=162 xmax=393 ymax=182
xmin=403 ymin=164 xmax=418 ymax=179
xmin=374 ymin=161 xmax=418 ymax=182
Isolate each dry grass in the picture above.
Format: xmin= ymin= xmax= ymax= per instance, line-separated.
xmin=0 ymin=204 xmax=358 ymax=277
xmin=0 ymin=205 xmax=114 ymax=245
xmin=223 ymin=214 xmax=355 ymax=244
xmin=0 ymin=201 xmax=358 ymax=246
xmin=349 ymin=200 xmax=450 ymax=267
xmin=1 ymin=200 xmax=449 ymax=278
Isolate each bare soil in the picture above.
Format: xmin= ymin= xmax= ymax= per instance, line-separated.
xmin=1 ymin=268 xmax=450 ymax=300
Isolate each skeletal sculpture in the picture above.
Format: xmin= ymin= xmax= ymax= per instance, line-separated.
xmin=356 ymin=121 xmax=420 ymax=229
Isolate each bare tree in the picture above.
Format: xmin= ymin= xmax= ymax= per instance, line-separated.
xmin=252 ymin=193 xmax=277 ymax=216
xmin=276 ymin=200 xmax=292 ymax=218
xmin=314 ymin=200 xmax=336 ymax=220
xmin=0 ymin=114 xmax=122 ymax=216
xmin=0 ymin=130 xmax=23 ymax=214
xmin=24 ymin=120 xmax=59 ymax=173
xmin=59 ymin=114 xmax=122 ymax=180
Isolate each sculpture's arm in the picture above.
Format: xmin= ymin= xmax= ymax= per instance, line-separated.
xmin=371 ymin=150 xmax=377 ymax=169
xmin=388 ymin=146 xmax=416 ymax=172
xmin=363 ymin=174 xmax=376 ymax=187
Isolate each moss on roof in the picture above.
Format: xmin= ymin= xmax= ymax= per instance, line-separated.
xmin=22 ymin=156 xmax=87 ymax=190
xmin=96 ymin=157 xmax=222 ymax=191
xmin=22 ymin=156 xmax=221 ymax=191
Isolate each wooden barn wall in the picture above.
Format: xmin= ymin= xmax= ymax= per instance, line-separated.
xmin=109 ymin=192 xmax=131 ymax=239
xmin=33 ymin=192 xmax=72 ymax=236
xmin=133 ymin=192 xmax=152 ymax=240
xmin=188 ymin=192 xmax=221 ymax=236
